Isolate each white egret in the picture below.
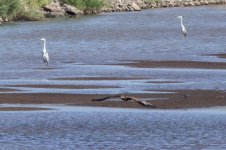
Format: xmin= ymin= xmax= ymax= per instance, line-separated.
xmin=40 ymin=38 xmax=49 ymax=66
xmin=177 ymin=16 xmax=187 ymax=37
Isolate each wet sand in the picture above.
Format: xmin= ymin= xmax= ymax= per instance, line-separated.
xmin=1 ymin=60 xmax=226 ymax=111
xmin=211 ymin=53 xmax=226 ymax=59
xmin=50 ymin=77 xmax=146 ymax=81
xmin=122 ymin=60 xmax=226 ymax=69
xmin=0 ymin=88 xmax=21 ymax=92
xmin=0 ymin=107 xmax=51 ymax=111
xmin=6 ymin=84 xmax=118 ymax=89
xmin=0 ymin=90 xmax=225 ymax=110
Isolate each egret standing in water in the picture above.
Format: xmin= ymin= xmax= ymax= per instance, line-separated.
xmin=177 ymin=16 xmax=187 ymax=37
xmin=40 ymin=38 xmax=49 ymax=66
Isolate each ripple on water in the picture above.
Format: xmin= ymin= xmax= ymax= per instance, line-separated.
xmin=0 ymin=107 xmax=226 ymax=149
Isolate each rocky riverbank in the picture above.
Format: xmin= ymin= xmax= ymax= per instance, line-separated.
xmin=0 ymin=0 xmax=226 ymax=24
xmin=103 ymin=0 xmax=226 ymax=12
xmin=43 ymin=0 xmax=84 ymax=17
xmin=42 ymin=0 xmax=143 ymax=18
xmin=39 ymin=0 xmax=226 ymax=18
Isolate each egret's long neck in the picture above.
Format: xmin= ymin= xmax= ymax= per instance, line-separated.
xmin=180 ymin=18 xmax=183 ymax=26
xmin=43 ymin=40 xmax=47 ymax=53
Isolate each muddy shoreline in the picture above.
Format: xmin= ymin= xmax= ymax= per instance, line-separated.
xmin=0 ymin=107 xmax=51 ymax=111
xmin=0 ymin=90 xmax=225 ymax=110
xmin=121 ymin=60 xmax=226 ymax=69
xmin=1 ymin=59 xmax=226 ymax=111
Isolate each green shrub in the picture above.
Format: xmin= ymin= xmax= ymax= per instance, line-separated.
xmin=0 ymin=0 xmax=21 ymax=18
xmin=0 ymin=0 xmax=50 ymax=21
xmin=14 ymin=0 xmax=50 ymax=21
xmin=14 ymin=9 xmax=45 ymax=21
xmin=0 ymin=0 xmax=104 ymax=21
xmin=84 ymin=0 xmax=103 ymax=11
xmin=23 ymin=0 xmax=50 ymax=9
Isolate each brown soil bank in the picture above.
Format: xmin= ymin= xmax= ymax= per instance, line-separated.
xmin=0 ymin=107 xmax=51 ymax=111
xmin=0 ymin=90 xmax=225 ymax=109
xmin=122 ymin=60 xmax=226 ymax=69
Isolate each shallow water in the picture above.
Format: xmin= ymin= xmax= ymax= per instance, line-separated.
xmin=1 ymin=6 xmax=226 ymax=94
xmin=1 ymin=6 xmax=226 ymax=149
xmin=0 ymin=105 xmax=226 ymax=149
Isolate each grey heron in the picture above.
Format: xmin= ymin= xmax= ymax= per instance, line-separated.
xmin=177 ymin=16 xmax=187 ymax=37
xmin=40 ymin=38 xmax=49 ymax=66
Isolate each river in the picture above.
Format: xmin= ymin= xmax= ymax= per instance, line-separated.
xmin=1 ymin=5 xmax=226 ymax=149
xmin=0 ymin=105 xmax=226 ymax=149
xmin=0 ymin=6 xmax=226 ymax=94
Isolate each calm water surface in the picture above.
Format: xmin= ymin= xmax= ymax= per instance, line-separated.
xmin=0 ymin=6 xmax=226 ymax=93
xmin=0 ymin=105 xmax=226 ymax=149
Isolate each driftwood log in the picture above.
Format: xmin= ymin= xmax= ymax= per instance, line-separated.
xmin=92 ymin=95 xmax=156 ymax=108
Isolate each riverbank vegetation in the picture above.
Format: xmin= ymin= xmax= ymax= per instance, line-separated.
xmin=16 ymin=0 xmax=50 ymax=21
xmin=1 ymin=0 xmax=223 ymax=23
xmin=0 ymin=0 xmax=50 ymax=21
xmin=0 ymin=0 xmax=20 ymax=20
xmin=0 ymin=0 xmax=104 ymax=22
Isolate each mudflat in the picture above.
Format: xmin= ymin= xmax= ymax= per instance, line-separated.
xmin=1 ymin=60 xmax=226 ymax=111
xmin=0 ymin=90 xmax=225 ymax=110
xmin=121 ymin=60 xmax=226 ymax=69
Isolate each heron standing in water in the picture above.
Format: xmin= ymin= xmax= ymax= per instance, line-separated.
xmin=40 ymin=38 xmax=49 ymax=66
xmin=177 ymin=16 xmax=187 ymax=37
